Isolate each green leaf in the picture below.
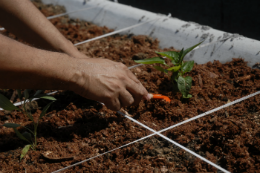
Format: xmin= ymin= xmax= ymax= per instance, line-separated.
xmin=22 ymin=132 xmax=32 ymax=142
xmin=3 ymin=123 xmax=21 ymax=128
xmin=13 ymin=128 xmax=30 ymax=143
xmin=134 ymin=57 xmax=166 ymax=65
xmin=0 ymin=93 xmax=19 ymax=111
xmin=39 ymin=102 xmax=53 ymax=120
xmin=20 ymin=144 xmax=31 ymax=161
xmin=180 ymin=42 xmax=202 ymax=62
xmin=171 ymin=60 xmax=179 ymax=65
xmin=184 ymin=94 xmax=192 ymax=98
xmin=39 ymin=95 xmax=56 ymax=101
xmin=177 ymin=76 xmax=193 ymax=98
xmin=171 ymin=72 xmax=179 ymax=82
xmin=178 ymin=49 xmax=184 ymax=63
xmin=34 ymin=90 xmax=43 ymax=96
xmin=183 ymin=42 xmax=202 ymax=57
xmin=154 ymin=66 xmax=168 ymax=74
xmin=181 ymin=61 xmax=194 ymax=73
xmin=167 ymin=65 xmax=181 ymax=72
xmin=17 ymin=89 xmax=22 ymax=100
xmin=33 ymin=94 xmax=56 ymax=101
xmin=24 ymin=89 xmax=30 ymax=100
xmin=155 ymin=51 xmax=180 ymax=63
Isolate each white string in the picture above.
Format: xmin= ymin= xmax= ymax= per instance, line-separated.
xmin=118 ymin=111 xmax=230 ymax=173
xmin=0 ymin=91 xmax=58 ymax=111
xmin=52 ymin=109 xmax=230 ymax=173
xmin=52 ymin=90 xmax=260 ymax=173
xmin=128 ymin=64 xmax=143 ymax=69
xmin=160 ymin=90 xmax=260 ymax=133
xmin=74 ymin=13 xmax=172 ymax=46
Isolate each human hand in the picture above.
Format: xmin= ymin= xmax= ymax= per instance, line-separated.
xmin=69 ymin=58 xmax=149 ymax=110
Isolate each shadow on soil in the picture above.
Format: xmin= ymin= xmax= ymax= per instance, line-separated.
xmin=0 ymin=91 xmax=123 ymax=152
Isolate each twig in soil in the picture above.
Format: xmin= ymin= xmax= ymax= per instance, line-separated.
xmin=10 ymin=90 xmax=17 ymax=103
xmin=235 ymin=75 xmax=251 ymax=82
xmin=42 ymin=151 xmax=74 ymax=161
xmin=57 ymin=125 xmax=73 ymax=129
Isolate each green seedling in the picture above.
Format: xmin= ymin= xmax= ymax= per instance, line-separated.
xmin=135 ymin=42 xmax=202 ymax=98
xmin=0 ymin=89 xmax=56 ymax=160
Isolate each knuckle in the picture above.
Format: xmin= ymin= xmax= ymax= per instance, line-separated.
xmin=118 ymin=74 xmax=127 ymax=81
xmin=135 ymin=79 xmax=141 ymax=84
xmin=103 ymin=93 xmax=113 ymax=100
xmin=111 ymin=83 xmax=122 ymax=90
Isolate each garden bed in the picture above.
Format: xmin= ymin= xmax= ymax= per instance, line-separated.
xmin=0 ymin=1 xmax=260 ymax=172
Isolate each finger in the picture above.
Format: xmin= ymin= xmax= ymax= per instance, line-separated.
xmin=106 ymin=98 xmax=121 ymax=111
xmin=125 ymin=77 xmax=148 ymax=106
xmin=127 ymin=69 xmax=148 ymax=95
xmin=128 ymin=70 xmax=148 ymax=92
xmin=119 ymin=89 xmax=134 ymax=107
xmin=126 ymin=68 xmax=141 ymax=83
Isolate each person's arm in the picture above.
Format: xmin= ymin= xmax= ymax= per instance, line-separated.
xmin=0 ymin=34 xmax=149 ymax=110
xmin=0 ymin=0 xmax=85 ymax=58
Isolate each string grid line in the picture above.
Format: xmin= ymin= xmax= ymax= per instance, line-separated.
xmin=74 ymin=13 xmax=172 ymax=46
xmin=52 ymin=90 xmax=260 ymax=172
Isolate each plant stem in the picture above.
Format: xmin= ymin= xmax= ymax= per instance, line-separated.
xmin=23 ymin=99 xmax=37 ymax=150
xmin=34 ymin=124 xmax=37 ymax=150
xmin=22 ymin=126 xmax=34 ymax=135
xmin=29 ymin=100 xmax=37 ymax=150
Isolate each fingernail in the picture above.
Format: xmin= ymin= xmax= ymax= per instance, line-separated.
xmin=144 ymin=93 xmax=153 ymax=100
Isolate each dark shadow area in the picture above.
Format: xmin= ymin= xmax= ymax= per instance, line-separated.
xmin=37 ymin=90 xmax=99 ymax=113
xmin=0 ymin=109 xmax=124 ymax=152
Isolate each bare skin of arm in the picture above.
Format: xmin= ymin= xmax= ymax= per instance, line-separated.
xmin=0 ymin=0 xmax=85 ymax=59
xmin=0 ymin=34 xmax=149 ymax=110
xmin=0 ymin=0 xmax=149 ymax=110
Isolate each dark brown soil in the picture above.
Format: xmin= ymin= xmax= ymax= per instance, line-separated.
xmin=1 ymin=1 xmax=260 ymax=172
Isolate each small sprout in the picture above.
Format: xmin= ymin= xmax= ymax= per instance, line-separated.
xmin=135 ymin=42 xmax=202 ymax=98
xmin=20 ymin=144 xmax=32 ymax=161
xmin=0 ymin=89 xmax=55 ymax=160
